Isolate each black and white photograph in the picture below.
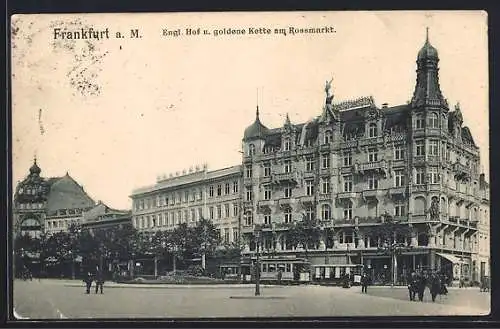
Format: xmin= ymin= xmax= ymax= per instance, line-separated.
xmin=10 ymin=11 xmax=490 ymax=319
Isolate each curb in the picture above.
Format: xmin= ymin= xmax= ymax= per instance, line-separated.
xmin=229 ymin=296 xmax=287 ymax=299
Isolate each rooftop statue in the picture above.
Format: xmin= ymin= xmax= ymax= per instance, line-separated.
xmin=325 ymin=78 xmax=334 ymax=105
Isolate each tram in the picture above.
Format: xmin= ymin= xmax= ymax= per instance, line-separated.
xmin=240 ymin=256 xmax=311 ymax=283
xmin=312 ymin=263 xmax=364 ymax=285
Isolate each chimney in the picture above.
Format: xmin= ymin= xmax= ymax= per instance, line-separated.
xmin=382 ymin=103 xmax=389 ymax=108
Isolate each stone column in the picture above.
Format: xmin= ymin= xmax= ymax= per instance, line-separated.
xmin=428 ymin=225 xmax=436 ymax=248
xmin=319 ymin=231 xmax=326 ymax=250
xmin=357 ymin=232 xmax=365 ymax=249
xmin=410 ymin=230 xmax=418 ymax=247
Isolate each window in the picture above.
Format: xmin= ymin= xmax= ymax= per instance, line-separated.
xmin=415 ymin=168 xmax=425 ymax=185
xmin=224 ymin=228 xmax=230 ymax=243
xmin=415 ymin=114 xmax=425 ymax=129
xmin=249 ymin=144 xmax=256 ymax=156
xmin=305 ymin=206 xmax=315 ymax=221
xmin=368 ymin=123 xmax=378 ymax=137
xmin=184 ymin=191 xmax=189 ymax=202
xmin=284 ymin=138 xmax=291 ymax=151
xmin=217 ymin=205 xmax=222 ymax=219
xmin=191 ymin=209 xmax=196 ymax=222
xmin=284 ymin=186 xmax=292 ymax=198
xmin=441 ymin=142 xmax=447 ymax=160
xmin=217 ymin=184 xmax=222 ymax=196
xmin=395 ymin=203 xmax=405 ymax=217
xmin=264 ymin=163 xmax=271 ymax=177
xmin=209 ymin=207 xmax=214 ymax=220
xmin=284 ymin=208 xmax=292 ymax=223
xmin=233 ymin=181 xmax=239 ymax=193
xmin=233 ymin=203 xmax=239 ymax=217
xmin=368 ymin=175 xmax=378 ymax=189
xmin=343 ymin=201 xmax=353 ymax=220
xmin=244 ymin=211 xmax=253 ymax=226
xmin=322 ymin=155 xmax=330 ymax=169
xmin=233 ymin=231 xmax=238 ymax=243
xmin=306 ymin=157 xmax=315 ymax=172
xmin=198 ymin=208 xmax=203 ymax=220
xmin=343 ymin=175 xmax=353 ymax=192
xmin=264 ymin=214 xmax=271 ymax=225
xmin=151 ymin=215 xmax=156 ymax=227
xmin=343 ymin=152 xmax=352 ymax=166
xmin=415 ymin=140 xmax=425 ymax=156
xmin=264 ymin=185 xmax=272 ymax=200
xmin=224 ymin=204 xmax=230 ymax=217
xmin=428 ymin=113 xmax=439 ymax=128
xmin=321 ymin=177 xmax=330 ymax=194
xmin=305 ymin=180 xmax=314 ymax=196
xmin=322 ymin=204 xmax=331 ymax=220
xmin=429 ymin=167 xmax=440 ymax=184
xmin=184 ymin=210 xmax=188 ymax=223
xmin=246 ymin=165 xmax=252 ymax=178
xmin=324 ymin=131 xmax=332 ymax=144
xmin=429 ymin=140 xmax=439 ymax=156
xmin=246 ymin=188 xmax=253 ymax=201
xmin=209 ymin=186 xmax=214 ymax=197
xmin=394 ymin=170 xmax=405 ymax=187
xmin=164 ymin=196 xmax=169 ymax=206
xmin=368 ymin=148 xmax=378 ymax=162
xmin=225 ymin=183 xmax=230 ymax=195
xmin=284 ymin=160 xmax=291 ymax=173
xmin=394 ymin=145 xmax=405 ymax=160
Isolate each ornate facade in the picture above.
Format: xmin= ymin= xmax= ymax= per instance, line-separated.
xmin=13 ymin=159 xmax=96 ymax=238
xmin=240 ymin=32 xmax=489 ymax=283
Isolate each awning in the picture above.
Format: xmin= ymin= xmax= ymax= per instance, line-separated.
xmin=437 ymin=253 xmax=465 ymax=264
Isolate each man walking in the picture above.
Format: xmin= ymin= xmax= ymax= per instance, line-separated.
xmin=95 ymin=266 xmax=104 ymax=294
xmin=83 ymin=271 xmax=93 ymax=294
xmin=408 ymin=272 xmax=418 ymax=301
xmin=361 ymin=273 xmax=369 ymax=293
xmin=417 ymin=272 xmax=427 ymax=302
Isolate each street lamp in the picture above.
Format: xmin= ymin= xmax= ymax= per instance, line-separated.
xmin=254 ymin=224 xmax=262 ymax=296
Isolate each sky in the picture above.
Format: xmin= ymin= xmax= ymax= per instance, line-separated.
xmin=11 ymin=11 xmax=489 ymax=210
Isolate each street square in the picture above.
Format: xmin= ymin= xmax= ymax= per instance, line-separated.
xmin=13 ymin=280 xmax=489 ymax=319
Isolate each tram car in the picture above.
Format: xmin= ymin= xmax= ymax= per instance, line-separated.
xmin=311 ymin=263 xmax=364 ymax=286
xmin=240 ymin=256 xmax=311 ymax=284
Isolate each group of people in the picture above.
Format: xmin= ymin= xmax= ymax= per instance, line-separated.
xmin=408 ymin=270 xmax=448 ymax=302
xmin=83 ymin=266 xmax=105 ymax=294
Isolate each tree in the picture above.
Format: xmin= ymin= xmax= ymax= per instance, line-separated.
xmin=287 ymin=214 xmax=322 ymax=261
xmin=168 ymin=223 xmax=192 ymax=272
xmin=192 ymin=218 xmax=221 ymax=269
xmin=367 ymin=214 xmax=413 ymax=286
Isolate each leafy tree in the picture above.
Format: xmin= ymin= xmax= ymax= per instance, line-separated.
xmin=287 ymin=214 xmax=322 ymax=260
xmin=192 ymin=218 xmax=221 ymax=258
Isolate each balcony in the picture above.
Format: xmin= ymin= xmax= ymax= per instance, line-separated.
xmin=413 ymin=155 xmax=426 ymax=166
xmin=242 ymin=201 xmax=253 ymax=209
xmin=272 ymin=172 xmax=298 ymax=185
xmin=353 ymin=160 xmax=388 ymax=176
xmin=359 ymin=137 xmax=382 ymax=147
xmin=389 ymin=186 xmax=407 ymax=197
xmin=318 ymin=193 xmax=331 ymax=202
xmin=257 ymin=200 xmax=275 ymax=209
xmin=426 ymin=156 xmax=440 ymax=166
xmin=452 ymin=162 xmax=471 ymax=180
xmin=386 ymin=132 xmax=406 ymax=142
xmin=332 ymin=218 xmax=356 ymax=226
xmin=337 ymin=191 xmax=357 ymax=200
xmin=343 ymin=139 xmax=358 ymax=148
xmin=362 ymin=189 xmax=383 ymax=200
xmin=277 ymin=198 xmax=295 ymax=209
xmin=298 ymin=195 xmax=315 ymax=205
xmin=319 ymin=143 xmax=332 ymax=152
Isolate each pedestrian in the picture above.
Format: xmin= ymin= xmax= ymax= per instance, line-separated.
xmin=83 ymin=271 xmax=93 ymax=294
xmin=277 ymin=268 xmax=283 ymax=285
xmin=95 ymin=266 xmax=104 ymax=294
xmin=417 ymin=272 xmax=426 ymax=302
xmin=361 ymin=273 xmax=368 ymax=293
xmin=430 ymin=273 xmax=441 ymax=302
xmin=408 ymin=272 xmax=418 ymax=301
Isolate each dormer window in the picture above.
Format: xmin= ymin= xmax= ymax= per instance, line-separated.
xmin=284 ymin=138 xmax=291 ymax=151
xmin=324 ymin=131 xmax=332 ymax=144
xmin=368 ymin=123 xmax=378 ymax=138
xmin=249 ymin=144 xmax=256 ymax=156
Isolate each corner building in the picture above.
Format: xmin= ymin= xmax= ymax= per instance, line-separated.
xmin=240 ymin=33 xmax=489 ymax=284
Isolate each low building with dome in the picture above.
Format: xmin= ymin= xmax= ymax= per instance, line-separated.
xmin=14 ymin=158 xmax=97 ymax=238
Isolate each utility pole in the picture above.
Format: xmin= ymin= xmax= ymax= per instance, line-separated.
xmin=254 ymin=225 xmax=262 ymax=296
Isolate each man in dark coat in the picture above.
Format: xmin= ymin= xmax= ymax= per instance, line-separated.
xmin=83 ymin=271 xmax=93 ymax=294
xmin=408 ymin=272 xmax=418 ymax=301
xmin=417 ymin=273 xmax=427 ymax=302
xmin=429 ymin=273 xmax=441 ymax=302
xmin=95 ymin=266 xmax=104 ymax=294
xmin=361 ymin=273 xmax=369 ymax=293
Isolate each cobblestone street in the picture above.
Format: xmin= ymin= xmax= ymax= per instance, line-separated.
xmin=13 ymin=280 xmax=490 ymax=319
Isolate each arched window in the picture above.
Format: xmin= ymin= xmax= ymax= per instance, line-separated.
xmin=368 ymin=123 xmax=378 ymax=138
xmin=414 ymin=196 xmax=426 ymax=215
xmin=249 ymin=144 xmax=256 ymax=156
xmin=321 ymin=204 xmax=331 ymax=220
xmin=428 ymin=113 xmax=439 ymax=128
xmin=343 ymin=200 xmax=353 ymax=220
xmin=244 ymin=211 xmax=253 ymax=226
xmin=324 ymin=130 xmax=332 ymax=144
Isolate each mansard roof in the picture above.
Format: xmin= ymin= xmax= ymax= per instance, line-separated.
xmin=45 ymin=173 xmax=95 ymax=214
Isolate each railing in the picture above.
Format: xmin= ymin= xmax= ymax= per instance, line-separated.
xmin=273 ymin=172 xmax=298 ymax=183
xmin=318 ymin=193 xmax=331 ymax=201
xmin=298 ymin=195 xmax=315 ymax=204
xmin=337 ymin=191 xmax=357 ymax=199
xmin=355 ymin=160 xmax=388 ymax=173
xmin=257 ymin=200 xmax=275 ymax=208
xmin=386 ymin=133 xmax=406 ymax=142
xmin=389 ymin=186 xmax=406 ymax=195
xmin=362 ymin=189 xmax=381 ymax=198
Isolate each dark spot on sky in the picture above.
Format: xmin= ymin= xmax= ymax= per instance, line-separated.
xmin=140 ymin=113 xmax=144 ymax=117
